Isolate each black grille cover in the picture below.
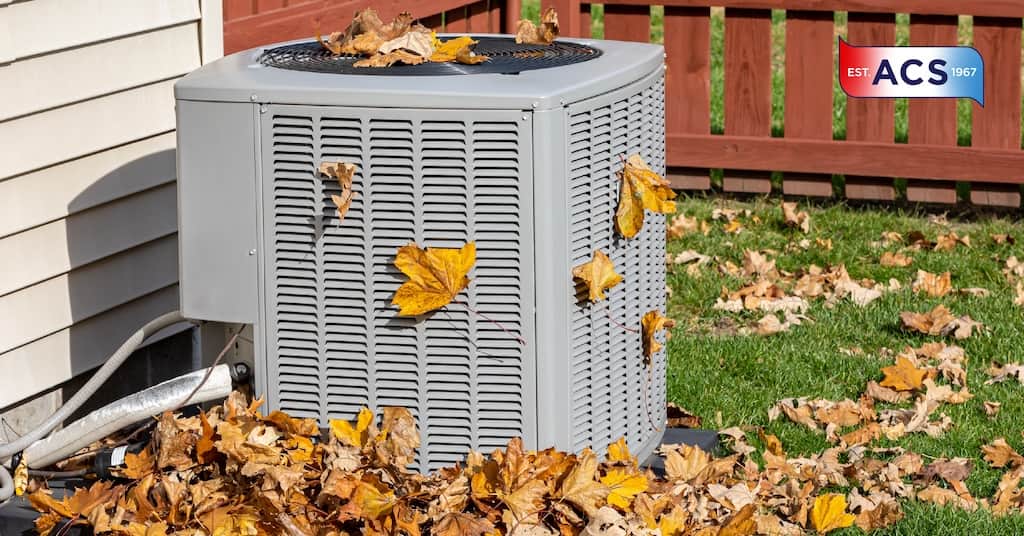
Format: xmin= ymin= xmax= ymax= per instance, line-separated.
xmin=258 ymin=36 xmax=602 ymax=75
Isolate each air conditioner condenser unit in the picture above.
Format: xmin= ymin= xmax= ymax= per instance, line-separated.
xmin=175 ymin=35 xmax=669 ymax=471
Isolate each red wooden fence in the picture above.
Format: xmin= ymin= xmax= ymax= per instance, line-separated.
xmin=223 ymin=0 xmax=519 ymax=55
xmin=553 ymin=0 xmax=1024 ymax=207
xmin=224 ymin=0 xmax=1024 ymax=207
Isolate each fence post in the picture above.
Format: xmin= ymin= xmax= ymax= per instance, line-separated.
xmin=970 ymin=16 xmax=1022 ymax=208
xmin=664 ymin=7 xmax=711 ymax=190
xmin=723 ymin=8 xmax=772 ymax=194
xmin=547 ymin=0 xmax=583 ymax=37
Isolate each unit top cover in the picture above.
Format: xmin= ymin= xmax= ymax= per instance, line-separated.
xmin=175 ymin=35 xmax=664 ymax=111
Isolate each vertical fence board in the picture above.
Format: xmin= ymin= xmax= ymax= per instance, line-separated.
xmin=906 ymin=15 xmax=959 ymax=204
xmin=548 ymin=0 xmax=583 ymax=37
xmin=446 ymin=7 xmax=470 ymax=32
xmin=844 ymin=13 xmax=896 ymax=201
xmin=724 ymin=8 xmax=772 ymax=193
xmin=783 ymin=11 xmax=834 ymax=197
xmin=971 ymin=17 xmax=1022 ymax=208
xmin=580 ymin=3 xmax=592 ymax=37
xmin=502 ymin=0 xmax=520 ymax=33
xmin=422 ymin=13 xmax=445 ymax=32
xmin=224 ymin=0 xmax=255 ymax=19
xmin=466 ymin=1 xmax=490 ymax=32
xmin=665 ymin=6 xmax=711 ymax=190
xmin=604 ymin=5 xmax=651 ymax=42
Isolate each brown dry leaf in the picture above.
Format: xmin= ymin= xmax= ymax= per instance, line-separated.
xmin=641 ymin=310 xmax=676 ymax=361
xmin=983 ymin=438 xmax=1024 ymax=468
xmin=919 ymin=458 xmax=973 ymax=484
xmin=342 ymin=29 xmax=386 ymax=55
xmin=810 ymin=493 xmax=856 ymax=534
xmin=912 ymin=270 xmax=952 ymax=297
xmin=985 ymin=362 xmax=1024 ymax=385
xmin=378 ymin=29 xmax=433 ymax=58
xmin=666 ymin=402 xmax=702 ymax=428
xmin=319 ymin=161 xmax=357 ymax=221
xmin=667 ymin=214 xmax=707 ymax=239
xmin=558 ymin=449 xmax=607 ymax=516
xmin=435 ymin=512 xmax=496 ymax=536
xmin=880 ymin=251 xmax=913 ymax=267
xmin=781 ymin=201 xmax=810 ymax=233
xmin=354 ymin=49 xmax=427 ymax=67
xmin=879 ymin=356 xmax=927 ymax=392
xmin=615 ymin=154 xmax=676 ymax=238
xmin=992 ymin=233 xmax=1015 ymax=245
xmin=664 ymin=444 xmax=711 ymax=481
xmin=758 ymin=429 xmax=785 ymax=456
xmin=983 ymin=400 xmax=1002 ymax=418
xmin=573 ymin=250 xmax=624 ymax=302
xmin=935 ymin=231 xmax=970 ymax=251
xmin=865 ymin=381 xmax=912 ymax=404
xmin=392 ymin=242 xmax=475 ymax=316
xmin=900 ymin=304 xmax=982 ymax=339
xmin=916 ymin=484 xmax=976 ymax=510
xmin=719 ymin=503 xmax=757 ymax=536
xmin=515 ymin=7 xmax=559 ymax=45
xmin=353 ymin=482 xmax=397 ymax=519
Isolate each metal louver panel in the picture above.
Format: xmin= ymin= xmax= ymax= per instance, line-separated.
xmin=566 ymin=74 xmax=667 ymax=456
xmin=260 ymin=106 xmax=535 ymax=471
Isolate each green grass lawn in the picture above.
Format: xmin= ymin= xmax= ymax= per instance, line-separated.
xmin=665 ymin=195 xmax=1024 ymax=534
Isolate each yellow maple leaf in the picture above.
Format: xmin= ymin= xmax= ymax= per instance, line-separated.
xmin=658 ymin=506 xmax=687 ymax=536
xmin=431 ymin=35 xmax=477 ymax=62
xmin=601 ymin=469 xmax=648 ymax=509
xmin=615 ymin=154 xmax=677 ymax=238
xmin=573 ymin=250 xmax=624 ymax=302
xmin=558 ymin=449 xmax=608 ymax=516
xmin=810 ymin=493 xmax=856 ymax=534
xmin=330 ymin=407 xmax=374 ymax=447
xmin=606 ymin=437 xmax=635 ymax=464
xmin=212 ymin=512 xmax=260 ymax=536
xmin=13 ymin=457 xmax=27 ymax=496
xmin=879 ymin=356 xmax=927 ymax=392
xmin=319 ymin=161 xmax=357 ymax=221
xmin=392 ymin=242 xmax=475 ymax=316
xmin=642 ymin=310 xmax=676 ymax=360
xmin=352 ymin=482 xmax=397 ymax=519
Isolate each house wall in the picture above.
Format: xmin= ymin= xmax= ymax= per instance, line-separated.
xmin=0 ymin=0 xmax=224 ymax=410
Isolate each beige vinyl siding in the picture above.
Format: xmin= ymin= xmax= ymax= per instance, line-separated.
xmin=0 ymin=0 xmax=222 ymax=409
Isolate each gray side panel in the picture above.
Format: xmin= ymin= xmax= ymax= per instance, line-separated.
xmin=531 ymin=108 xmax=572 ymax=451
xmin=564 ymin=67 xmax=667 ymax=460
xmin=259 ymin=105 xmax=536 ymax=471
xmin=176 ymin=100 xmax=258 ymax=322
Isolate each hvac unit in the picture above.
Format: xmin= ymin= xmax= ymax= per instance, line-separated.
xmin=175 ymin=35 xmax=668 ymax=471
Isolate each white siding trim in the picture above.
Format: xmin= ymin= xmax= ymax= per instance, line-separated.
xmin=0 ymin=184 xmax=177 ymax=296
xmin=0 ymin=235 xmax=179 ymax=354
xmin=0 ymin=23 xmax=201 ymax=122
xmin=3 ymin=0 xmax=200 ymax=60
xmin=0 ymin=133 xmax=176 ymax=238
xmin=0 ymin=78 xmax=178 ymax=179
xmin=0 ymin=285 xmax=179 ymax=408
xmin=199 ymin=0 xmax=225 ymax=64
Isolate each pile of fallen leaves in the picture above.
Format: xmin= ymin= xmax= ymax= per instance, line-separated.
xmin=31 ymin=390 xmax=1024 ymax=535
xmin=315 ymin=8 xmax=559 ymax=68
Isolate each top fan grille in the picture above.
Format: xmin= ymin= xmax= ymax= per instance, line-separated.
xmin=258 ymin=36 xmax=602 ymax=75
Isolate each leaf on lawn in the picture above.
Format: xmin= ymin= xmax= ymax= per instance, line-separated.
xmin=879 ymin=356 xmax=927 ymax=392
xmin=982 ymin=438 xmax=1024 ymax=468
xmin=880 ymin=251 xmax=914 ymax=267
xmin=572 ymin=250 xmax=624 ymax=302
xmin=666 ymin=402 xmax=702 ymax=429
xmin=516 ymin=7 xmax=559 ymax=45
xmin=985 ymin=362 xmax=1024 ymax=385
xmin=641 ymin=310 xmax=676 ymax=361
xmin=667 ymin=214 xmax=708 ymax=238
xmin=912 ymin=270 xmax=952 ymax=297
xmin=810 ymin=493 xmax=856 ymax=534
xmin=983 ymin=400 xmax=1002 ymax=418
xmin=615 ymin=154 xmax=676 ymax=238
xmin=992 ymin=233 xmax=1015 ymax=245
xmin=935 ymin=231 xmax=970 ymax=251
xmin=320 ymin=161 xmax=358 ymax=221
xmin=781 ymin=201 xmax=810 ymax=233
xmin=899 ymin=305 xmax=983 ymax=339
xmin=392 ymin=242 xmax=475 ymax=316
